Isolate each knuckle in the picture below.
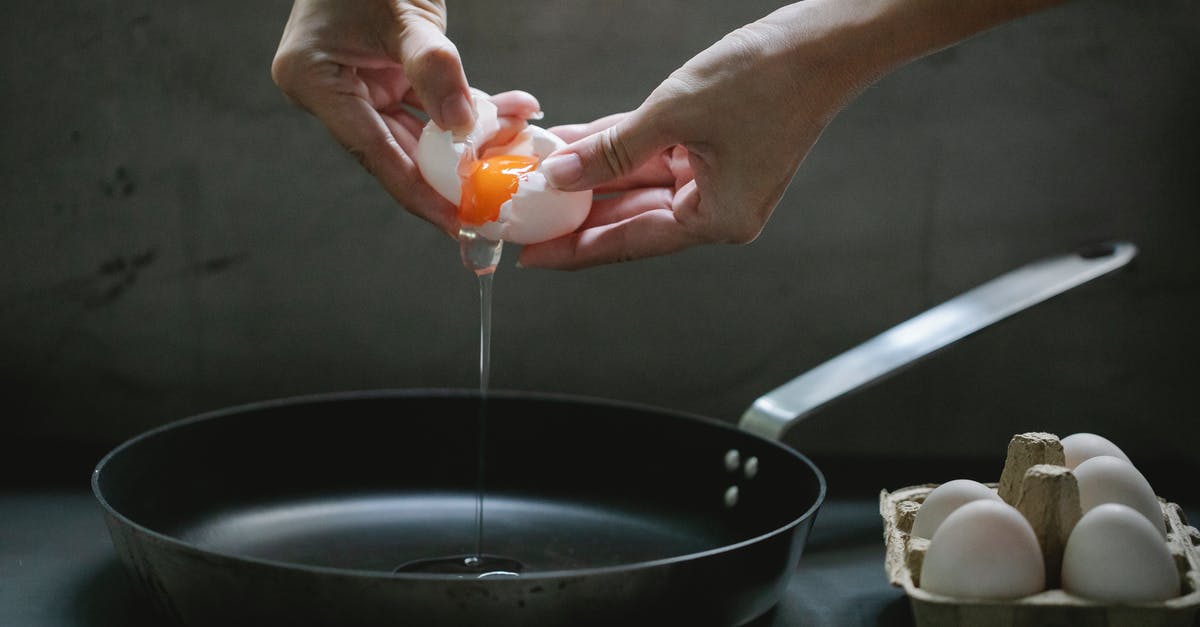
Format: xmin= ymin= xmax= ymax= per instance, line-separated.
xmin=721 ymin=25 xmax=770 ymax=59
xmin=644 ymin=75 xmax=691 ymax=125
xmin=270 ymin=49 xmax=301 ymax=91
xmin=405 ymin=42 xmax=459 ymax=82
xmin=395 ymin=4 xmax=449 ymax=33
xmin=598 ymin=126 xmax=635 ymax=178
xmin=270 ymin=48 xmax=326 ymax=110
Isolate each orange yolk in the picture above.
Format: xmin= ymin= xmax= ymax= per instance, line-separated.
xmin=458 ymin=154 xmax=540 ymax=225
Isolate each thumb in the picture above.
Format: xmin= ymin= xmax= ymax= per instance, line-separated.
xmin=540 ymin=107 xmax=675 ymax=191
xmin=391 ymin=13 xmax=474 ymax=133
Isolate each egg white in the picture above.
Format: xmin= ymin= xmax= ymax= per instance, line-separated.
xmin=415 ymin=89 xmax=591 ymax=245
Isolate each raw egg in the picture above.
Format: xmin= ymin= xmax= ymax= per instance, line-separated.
xmin=920 ymin=500 xmax=1045 ymax=600
xmin=1060 ymin=432 xmax=1131 ymax=469
xmin=911 ymin=479 xmax=1003 ymax=539
xmin=416 ymin=89 xmax=591 ymax=244
xmin=1061 ymin=503 xmax=1180 ymax=602
xmin=1073 ymin=455 xmax=1167 ymax=538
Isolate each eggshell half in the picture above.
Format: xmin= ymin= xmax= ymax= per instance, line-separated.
xmin=1074 ymin=455 xmax=1167 ymax=538
xmin=920 ymin=500 xmax=1045 ymax=600
xmin=911 ymin=479 xmax=1004 ymax=539
xmin=1061 ymin=503 xmax=1180 ymax=602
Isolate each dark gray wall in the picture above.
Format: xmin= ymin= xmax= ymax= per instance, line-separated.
xmin=2 ymin=1 xmax=1197 ymax=466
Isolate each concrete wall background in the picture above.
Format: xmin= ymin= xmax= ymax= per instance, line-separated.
xmin=2 ymin=1 xmax=1197 ymax=466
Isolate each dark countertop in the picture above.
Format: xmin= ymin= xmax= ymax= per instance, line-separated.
xmin=2 ymin=490 xmax=907 ymax=627
xmin=2 ymin=446 xmax=1195 ymax=627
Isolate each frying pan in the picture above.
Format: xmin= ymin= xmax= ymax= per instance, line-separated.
xmin=93 ymin=243 xmax=1135 ymax=626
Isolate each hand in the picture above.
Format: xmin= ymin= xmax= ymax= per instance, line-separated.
xmin=272 ymin=0 xmax=540 ymax=235
xmin=518 ymin=2 xmax=857 ymax=269
xmin=519 ymin=0 xmax=1066 ymax=269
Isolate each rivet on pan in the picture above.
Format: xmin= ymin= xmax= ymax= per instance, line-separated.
xmin=743 ymin=456 xmax=759 ymax=479
xmin=724 ymin=449 xmax=740 ymax=472
xmin=724 ymin=485 xmax=739 ymax=508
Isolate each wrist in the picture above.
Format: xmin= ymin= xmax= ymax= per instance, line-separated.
xmin=768 ymin=0 xmax=1068 ymax=110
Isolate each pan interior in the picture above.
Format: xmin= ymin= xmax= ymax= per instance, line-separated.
xmin=96 ymin=392 xmax=822 ymax=576
xmin=178 ymin=491 xmax=725 ymax=572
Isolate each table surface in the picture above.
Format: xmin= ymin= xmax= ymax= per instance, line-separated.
xmin=2 ymin=484 xmax=1196 ymax=626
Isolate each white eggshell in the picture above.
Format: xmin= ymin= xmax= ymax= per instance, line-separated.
xmin=1074 ymin=455 xmax=1167 ymax=538
xmin=1061 ymin=432 xmax=1131 ymax=469
xmin=1062 ymin=503 xmax=1180 ymax=602
xmin=920 ymin=500 xmax=1045 ymax=600
xmin=416 ymin=94 xmax=591 ymax=244
xmin=415 ymin=88 xmax=500 ymax=206
xmin=911 ymin=479 xmax=1004 ymax=539
xmin=475 ymin=126 xmax=590 ymax=244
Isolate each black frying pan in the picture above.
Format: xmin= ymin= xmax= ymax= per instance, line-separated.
xmin=93 ymin=243 xmax=1135 ymax=626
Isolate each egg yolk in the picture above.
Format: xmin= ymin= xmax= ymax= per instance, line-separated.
xmin=458 ymin=155 xmax=540 ymax=225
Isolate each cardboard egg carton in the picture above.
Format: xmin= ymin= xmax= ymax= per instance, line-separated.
xmin=880 ymin=433 xmax=1200 ymax=627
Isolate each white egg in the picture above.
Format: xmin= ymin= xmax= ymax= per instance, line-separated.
xmin=415 ymin=89 xmax=591 ymax=245
xmin=1074 ymin=455 xmax=1167 ymax=538
xmin=911 ymin=479 xmax=1003 ymax=539
xmin=1060 ymin=432 xmax=1131 ymax=469
xmin=920 ymin=500 xmax=1045 ymax=600
xmin=1062 ymin=503 xmax=1180 ymax=602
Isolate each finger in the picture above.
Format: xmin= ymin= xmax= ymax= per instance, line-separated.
xmin=378 ymin=105 xmax=428 ymax=140
xmin=313 ymin=92 xmax=458 ymax=234
xmin=549 ymin=116 xmax=680 ymax=193
xmin=668 ymin=144 xmax=696 ymax=189
xmin=380 ymin=112 xmax=421 ymax=156
xmin=578 ymin=187 xmax=674 ymax=230
xmin=484 ymin=115 xmax=529 ymax=151
xmin=539 ymin=106 xmax=677 ymax=192
xmin=547 ymin=112 xmax=629 ymax=143
xmin=490 ymin=90 xmax=541 ymax=119
xmin=401 ymin=88 xmax=428 ymax=114
xmin=358 ymin=67 xmax=411 ymax=109
xmin=397 ymin=111 xmax=426 ymax=139
xmin=590 ymin=149 xmax=679 ymax=193
xmin=394 ymin=91 xmax=538 ymax=130
xmin=391 ymin=16 xmax=475 ymax=133
xmin=517 ymin=209 xmax=702 ymax=270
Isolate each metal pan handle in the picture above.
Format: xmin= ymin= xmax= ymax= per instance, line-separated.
xmin=738 ymin=242 xmax=1137 ymax=441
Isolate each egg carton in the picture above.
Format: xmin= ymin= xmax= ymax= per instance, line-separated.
xmin=880 ymin=439 xmax=1200 ymax=627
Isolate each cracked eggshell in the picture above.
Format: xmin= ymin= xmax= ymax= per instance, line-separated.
xmin=475 ymin=127 xmax=590 ymax=244
xmin=415 ymin=89 xmax=499 ymax=206
xmin=415 ymin=90 xmax=591 ymax=245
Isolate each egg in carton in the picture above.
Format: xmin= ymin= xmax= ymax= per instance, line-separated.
xmin=880 ymin=432 xmax=1200 ymax=627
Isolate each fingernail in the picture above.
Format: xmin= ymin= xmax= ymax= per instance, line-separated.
xmin=540 ymin=153 xmax=583 ymax=189
xmin=440 ymin=93 xmax=474 ymax=132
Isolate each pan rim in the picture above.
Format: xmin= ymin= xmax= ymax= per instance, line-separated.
xmin=92 ymin=388 xmax=826 ymax=582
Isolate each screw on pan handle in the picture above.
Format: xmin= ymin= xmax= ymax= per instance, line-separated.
xmin=738 ymin=242 xmax=1138 ymax=441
